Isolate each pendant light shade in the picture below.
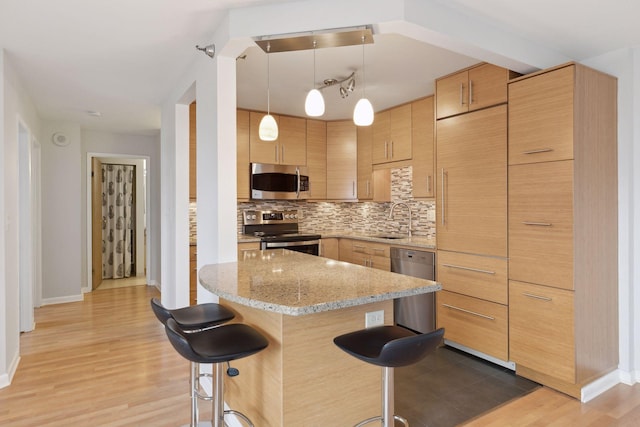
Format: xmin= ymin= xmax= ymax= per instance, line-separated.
xmin=259 ymin=114 xmax=278 ymax=140
xmin=353 ymin=34 xmax=374 ymax=127
xmin=353 ymin=98 xmax=374 ymax=126
xmin=305 ymin=89 xmax=325 ymax=116
xmin=305 ymin=40 xmax=325 ymax=117
xmin=259 ymin=43 xmax=279 ymax=141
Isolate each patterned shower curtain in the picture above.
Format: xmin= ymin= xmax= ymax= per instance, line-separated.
xmin=102 ymin=164 xmax=135 ymax=279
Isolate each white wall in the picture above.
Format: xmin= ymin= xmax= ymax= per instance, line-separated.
xmin=81 ymin=130 xmax=161 ymax=287
xmin=1 ymin=49 xmax=42 ymax=387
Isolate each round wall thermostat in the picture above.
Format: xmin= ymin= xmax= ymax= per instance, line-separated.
xmin=52 ymin=132 xmax=69 ymax=146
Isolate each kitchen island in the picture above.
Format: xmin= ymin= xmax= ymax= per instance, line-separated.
xmin=199 ymin=249 xmax=440 ymax=426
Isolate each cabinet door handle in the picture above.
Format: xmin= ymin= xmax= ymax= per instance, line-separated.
xmin=372 ymin=248 xmax=385 ymax=254
xmin=469 ymin=80 xmax=474 ymax=105
xmin=522 ymin=292 xmax=552 ymax=302
xmin=441 ymin=263 xmax=495 ymax=275
xmin=459 ymin=83 xmax=464 ymax=106
xmin=275 ymin=145 xmax=279 ymax=163
xmin=281 ymin=145 xmax=285 ymax=163
xmin=522 ymin=148 xmax=553 ymax=155
xmin=440 ymin=169 xmax=447 ymax=225
xmin=353 ymin=245 xmax=366 ymax=253
xmin=390 ymin=140 xmax=394 ymax=158
xmin=366 ymin=180 xmax=370 ymax=197
xmin=384 ymin=141 xmax=388 ymax=159
xmin=352 ymin=181 xmax=356 ymax=197
xmin=426 ymin=175 xmax=432 ymax=193
xmin=442 ymin=304 xmax=495 ymax=320
xmin=522 ymin=221 xmax=553 ymax=227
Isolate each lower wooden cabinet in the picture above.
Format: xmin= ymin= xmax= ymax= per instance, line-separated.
xmin=338 ymin=239 xmax=390 ymax=271
xmin=189 ymin=245 xmax=197 ymax=305
xmin=436 ymin=290 xmax=508 ymax=361
xmin=238 ymin=242 xmax=260 ymax=259
xmin=319 ymin=238 xmax=339 ymax=260
xmin=509 ymin=280 xmax=575 ymax=384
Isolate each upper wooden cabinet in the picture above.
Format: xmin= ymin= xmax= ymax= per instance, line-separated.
xmin=326 ymin=120 xmax=357 ymax=200
xmin=306 ymin=119 xmax=327 ymax=200
xmin=237 ymin=109 xmax=251 ymax=200
xmin=411 ymin=96 xmax=435 ymax=198
xmin=357 ymin=125 xmax=373 ymax=200
xmin=372 ymin=104 xmax=412 ymax=164
xmin=189 ymin=102 xmax=197 ymax=200
xmin=436 ymin=105 xmax=508 ymax=257
xmin=508 ymin=65 xmax=574 ymax=165
xmin=435 ymin=63 xmax=514 ymax=119
xmin=249 ymin=112 xmax=307 ymax=165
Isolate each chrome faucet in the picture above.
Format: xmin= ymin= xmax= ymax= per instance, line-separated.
xmin=389 ymin=202 xmax=412 ymax=237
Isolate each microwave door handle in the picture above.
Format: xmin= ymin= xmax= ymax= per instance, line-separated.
xmin=296 ymin=167 xmax=301 ymax=198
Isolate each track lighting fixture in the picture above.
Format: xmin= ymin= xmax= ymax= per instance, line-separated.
xmin=195 ymin=44 xmax=215 ymax=58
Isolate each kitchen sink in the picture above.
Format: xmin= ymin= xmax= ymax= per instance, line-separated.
xmin=368 ymin=234 xmax=407 ymax=240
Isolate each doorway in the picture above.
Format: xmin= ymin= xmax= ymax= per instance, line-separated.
xmin=88 ymin=155 xmax=149 ymax=291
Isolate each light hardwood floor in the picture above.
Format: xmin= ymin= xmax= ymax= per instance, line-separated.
xmin=0 ymin=285 xmax=638 ymax=426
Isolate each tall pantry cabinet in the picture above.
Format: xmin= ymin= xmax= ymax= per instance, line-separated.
xmin=434 ymin=63 xmax=511 ymax=362
xmin=508 ymin=63 xmax=618 ymax=398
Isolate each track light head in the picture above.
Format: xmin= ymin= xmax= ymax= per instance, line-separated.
xmin=339 ymin=86 xmax=349 ymax=98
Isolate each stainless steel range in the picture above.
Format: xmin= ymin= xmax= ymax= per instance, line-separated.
xmin=242 ymin=209 xmax=321 ymax=255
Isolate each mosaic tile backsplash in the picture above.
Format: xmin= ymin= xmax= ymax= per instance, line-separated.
xmin=237 ymin=166 xmax=436 ymax=238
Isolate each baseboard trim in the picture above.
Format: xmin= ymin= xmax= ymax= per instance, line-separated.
xmin=41 ymin=294 xmax=84 ymax=306
xmin=581 ymin=369 xmax=622 ymax=402
xmin=0 ymin=352 xmax=20 ymax=389
xmin=444 ymin=339 xmax=516 ymax=370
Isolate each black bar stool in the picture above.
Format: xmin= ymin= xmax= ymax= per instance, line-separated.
xmin=334 ymin=326 xmax=444 ymax=427
xmin=150 ymin=297 xmax=235 ymax=331
xmin=150 ymin=297 xmax=235 ymax=425
xmin=165 ymin=317 xmax=269 ymax=427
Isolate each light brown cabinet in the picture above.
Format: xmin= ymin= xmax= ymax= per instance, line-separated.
xmin=435 ymin=63 xmax=515 ymax=119
xmin=306 ymin=119 xmax=327 ymax=200
xmin=189 ymin=245 xmax=197 ymax=305
xmin=319 ymin=238 xmax=339 ymax=260
xmin=249 ymin=112 xmax=307 ymax=165
xmin=238 ymin=242 xmax=260 ymax=259
xmin=338 ymin=239 xmax=390 ymax=271
xmin=189 ymin=102 xmax=197 ymax=200
xmin=372 ymin=104 xmax=412 ymax=164
xmin=507 ymin=63 xmax=618 ymax=397
xmin=326 ymin=120 xmax=357 ymax=200
xmin=357 ymin=125 xmax=373 ymax=200
xmin=411 ymin=96 xmax=435 ymax=198
xmin=237 ymin=109 xmax=251 ymax=200
xmin=436 ymin=105 xmax=507 ymax=257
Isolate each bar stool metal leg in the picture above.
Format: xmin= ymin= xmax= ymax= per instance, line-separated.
xmin=191 ymin=362 xmax=199 ymax=427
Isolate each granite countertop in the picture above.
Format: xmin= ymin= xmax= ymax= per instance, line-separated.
xmin=199 ymin=249 xmax=440 ymax=316
xmin=237 ymin=232 xmax=436 ymax=250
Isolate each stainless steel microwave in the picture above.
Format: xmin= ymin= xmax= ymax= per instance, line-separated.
xmin=250 ymin=163 xmax=310 ymax=200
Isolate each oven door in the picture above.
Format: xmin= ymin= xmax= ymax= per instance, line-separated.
xmin=261 ymin=239 xmax=319 ymax=256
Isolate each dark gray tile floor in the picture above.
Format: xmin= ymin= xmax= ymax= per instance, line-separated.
xmin=394 ymin=345 xmax=540 ymax=427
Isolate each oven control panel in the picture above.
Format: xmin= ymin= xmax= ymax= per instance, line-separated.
xmin=243 ymin=209 xmax=299 ymax=225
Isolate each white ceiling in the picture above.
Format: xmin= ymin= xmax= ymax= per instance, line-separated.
xmin=1 ymin=0 xmax=639 ymax=135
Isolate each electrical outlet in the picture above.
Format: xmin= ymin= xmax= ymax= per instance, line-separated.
xmin=365 ymin=310 xmax=384 ymax=328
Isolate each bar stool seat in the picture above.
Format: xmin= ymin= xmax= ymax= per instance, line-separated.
xmin=150 ymin=297 xmax=235 ymax=331
xmin=334 ymin=326 xmax=444 ymax=427
xmin=165 ymin=318 xmax=269 ymax=427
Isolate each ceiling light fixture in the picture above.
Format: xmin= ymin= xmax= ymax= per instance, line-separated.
xmin=259 ymin=43 xmax=278 ymax=141
xmin=319 ymin=71 xmax=356 ymax=99
xmin=353 ymin=34 xmax=374 ymax=127
xmin=305 ymin=40 xmax=325 ymax=117
xmin=195 ymin=44 xmax=216 ymax=58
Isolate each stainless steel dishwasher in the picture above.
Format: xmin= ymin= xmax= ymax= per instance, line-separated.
xmin=391 ymin=247 xmax=436 ymax=333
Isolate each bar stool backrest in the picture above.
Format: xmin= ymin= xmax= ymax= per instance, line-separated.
xmin=150 ymin=297 xmax=172 ymax=325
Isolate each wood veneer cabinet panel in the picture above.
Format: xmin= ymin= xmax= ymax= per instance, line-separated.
xmin=306 ymin=119 xmax=327 ymax=200
xmin=278 ymin=115 xmax=307 ymax=165
xmin=236 ymin=109 xmax=250 ymax=200
xmin=372 ymin=104 xmax=412 ymax=164
xmin=411 ymin=96 xmax=435 ymax=198
xmin=509 ymin=161 xmax=574 ymax=290
xmin=436 ymin=69 xmax=468 ymax=119
xmin=509 ymin=280 xmax=576 ymax=384
xmin=509 ymin=65 xmax=574 ymax=165
xmin=326 ymin=120 xmax=357 ymax=200
xmin=357 ymin=125 xmax=373 ymax=199
xmin=436 ymin=250 xmax=508 ymax=304
xmin=436 ymin=290 xmax=508 ymax=361
xmin=319 ymin=237 xmax=339 ymax=260
xmin=436 ymin=105 xmax=507 ymax=257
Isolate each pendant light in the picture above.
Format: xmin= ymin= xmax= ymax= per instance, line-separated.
xmin=305 ymin=40 xmax=325 ymax=117
xmin=353 ymin=35 xmax=374 ymax=126
xmin=259 ymin=43 xmax=278 ymax=141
